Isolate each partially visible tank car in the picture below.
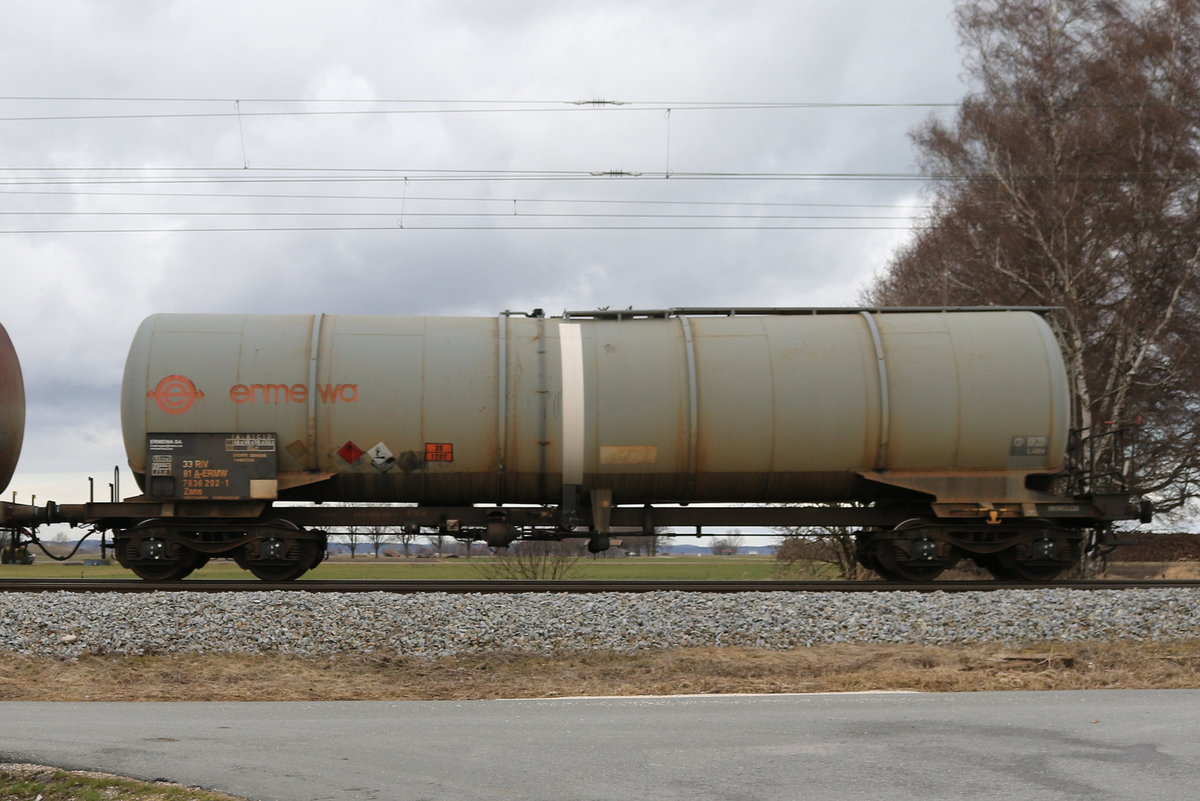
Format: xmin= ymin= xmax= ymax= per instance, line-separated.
xmin=9 ymin=308 xmax=1148 ymax=581
xmin=0 ymin=322 xmax=23 ymax=494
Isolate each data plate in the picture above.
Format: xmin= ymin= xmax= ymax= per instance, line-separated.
xmin=146 ymin=433 xmax=277 ymax=500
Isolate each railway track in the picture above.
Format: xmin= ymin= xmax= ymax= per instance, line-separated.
xmin=2 ymin=578 xmax=1198 ymax=593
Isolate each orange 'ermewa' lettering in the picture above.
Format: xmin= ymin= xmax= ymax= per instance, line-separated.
xmin=229 ymin=383 xmax=312 ymax=404
xmin=316 ymin=383 xmax=359 ymax=403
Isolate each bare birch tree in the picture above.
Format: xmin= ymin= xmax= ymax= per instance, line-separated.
xmin=866 ymin=0 xmax=1200 ymax=512
xmin=775 ymin=527 xmax=877 ymax=580
xmin=365 ymin=527 xmax=392 ymax=559
xmin=710 ymin=532 xmax=745 ymax=555
xmin=425 ymin=532 xmax=447 ymax=556
xmin=388 ymin=525 xmax=421 ymax=557
xmin=339 ymin=522 xmax=363 ymax=559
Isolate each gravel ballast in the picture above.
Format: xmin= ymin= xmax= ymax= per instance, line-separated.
xmin=2 ymin=589 xmax=1198 ymax=659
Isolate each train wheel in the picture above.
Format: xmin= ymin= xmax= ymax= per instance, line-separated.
xmin=127 ymin=546 xmax=200 ymax=581
xmin=994 ymin=548 xmax=1065 ymax=582
xmin=244 ymin=538 xmax=321 ymax=582
xmin=872 ymin=541 xmax=947 ymax=582
xmin=247 ymin=563 xmax=307 ymax=581
xmin=875 ymin=561 xmax=946 ymax=582
xmin=869 ymin=520 xmax=960 ymax=581
xmin=247 ymin=562 xmax=308 ymax=581
xmin=970 ymin=552 xmax=1015 ymax=579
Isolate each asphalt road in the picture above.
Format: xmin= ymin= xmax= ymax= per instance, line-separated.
xmin=3 ymin=691 xmax=1198 ymax=800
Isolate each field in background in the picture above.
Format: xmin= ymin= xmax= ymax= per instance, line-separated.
xmin=0 ymin=554 xmax=780 ymax=581
xmin=4 ymin=555 xmax=1200 ymax=581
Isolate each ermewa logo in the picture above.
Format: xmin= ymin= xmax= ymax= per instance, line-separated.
xmin=148 ymin=375 xmax=205 ymax=415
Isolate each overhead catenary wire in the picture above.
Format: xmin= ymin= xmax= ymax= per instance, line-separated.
xmin=0 ymin=189 xmax=932 ymax=232
xmin=0 ymin=167 xmax=1184 ymax=186
xmin=0 ymin=96 xmax=963 ymax=124
xmin=0 ymin=224 xmax=940 ymax=233
xmin=0 ymin=187 xmax=932 ymax=210
xmin=0 ymin=173 xmax=934 ymax=185
xmin=1 ymin=96 xmax=1121 ymax=236
xmin=0 ymin=211 xmax=924 ymax=220
xmin=0 ymin=97 xmax=1176 ymax=194
xmin=0 ymin=95 xmax=959 ymax=106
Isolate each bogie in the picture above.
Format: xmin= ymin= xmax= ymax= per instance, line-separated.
xmin=857 ymin=520 xmax=1077 ymax=582
xmin=113 ymin=521 xmax=326 ymax=582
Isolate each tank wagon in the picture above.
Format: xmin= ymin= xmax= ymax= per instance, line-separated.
xmin=4 ymin=308 xmax=1148 ymax=581
xmin=0 ymin=323 xmax=23 ymax=495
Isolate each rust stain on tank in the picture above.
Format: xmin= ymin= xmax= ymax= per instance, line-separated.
xmin=599 ymin=445 xmax=659 ymax=465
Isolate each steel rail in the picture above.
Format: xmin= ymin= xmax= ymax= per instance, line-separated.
xmin=1 ymin=578 xmax=1198 ymax=594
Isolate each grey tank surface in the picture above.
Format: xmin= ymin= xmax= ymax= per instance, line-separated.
xmin=120 ymin=309 xmax=1069 ymax=507
xmin=0 ymin=322 xmax=23 ymax=494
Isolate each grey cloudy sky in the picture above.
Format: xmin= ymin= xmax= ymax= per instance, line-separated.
xmin=1 ymin=0 xmax=967 ymax=502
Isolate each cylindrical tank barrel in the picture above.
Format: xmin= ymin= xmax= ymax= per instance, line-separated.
xmin=121 ymin=310 xmax=1069 ymax=505
xmin=0 ymin=322 xmax=25 ymax=494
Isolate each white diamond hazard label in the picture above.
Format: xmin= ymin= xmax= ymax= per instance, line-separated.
xmin=368 ymin=442 xmax=395 ymax=472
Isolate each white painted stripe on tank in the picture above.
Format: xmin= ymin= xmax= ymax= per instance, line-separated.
xmin=306 ymin=313 xmax=326 ymax=471
xmin=859 ymin=310 xmax=891 ymax=471
xmin=559 ymin=323 xmax=585 ymax=485
xmin=496 ymin=313 xmax=508 ymax=479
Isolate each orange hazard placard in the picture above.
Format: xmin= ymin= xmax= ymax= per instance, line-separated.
xmin=425 ymin=442 xmax=454 ymax=462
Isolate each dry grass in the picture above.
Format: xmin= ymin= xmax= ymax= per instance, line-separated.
xmin=1 ymin=641 xmax=1198 ymax=702
xmin=0 ymin=764 xmax=247 ymax=801
xmin=1102 ymin=560 xmax=1200 ymax=579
